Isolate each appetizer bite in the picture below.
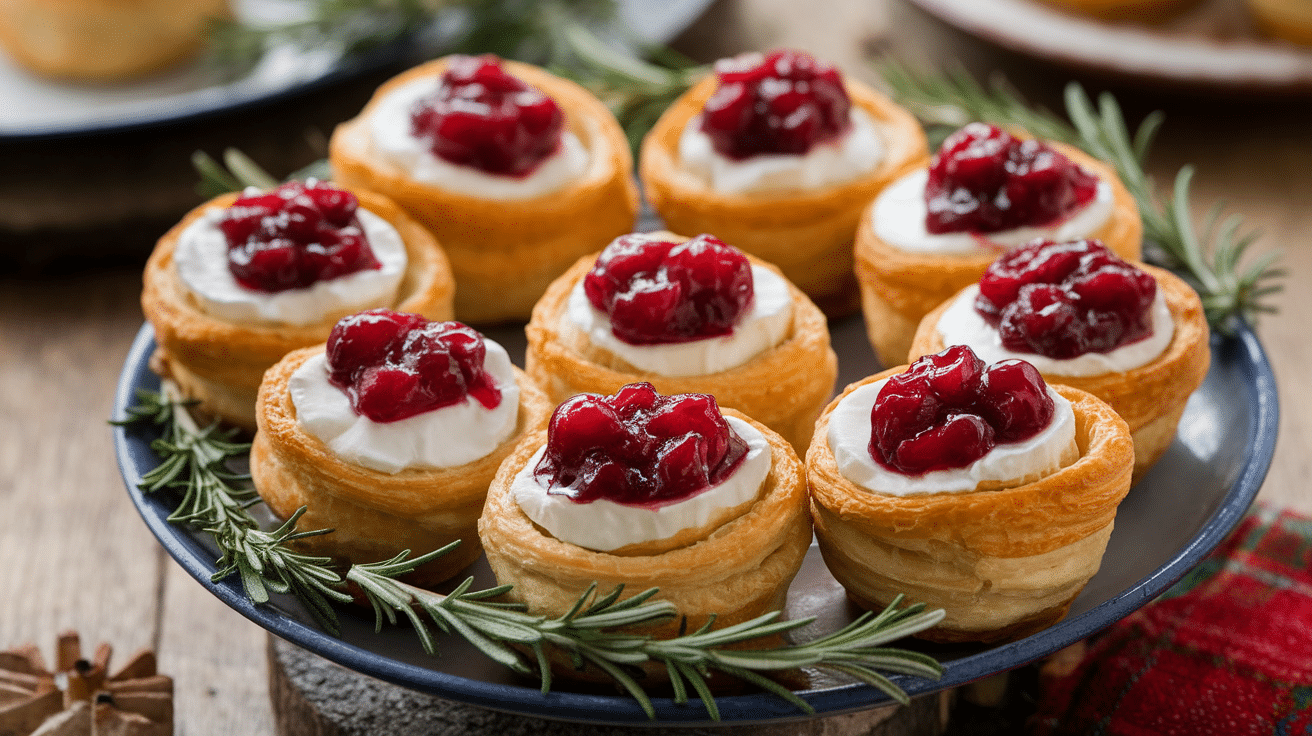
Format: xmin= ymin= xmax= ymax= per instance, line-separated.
xmin=0 ymin=0 xmax=228 ymax=80
xmin=252 ymin=310 xmax=552 ymax=586
xmin=141 ymin=180 xmax=455 ymax=432
xmin=479 ymin=383 xmax=812 ymax=677
xmin=807 ymin=345 xmax=1134 ymax=643
xmin=330 ymin=54 xmax=640 ymax=324
xmin=909 ymin=238 xmax=1210 ymax=480
xmin=525 ymin=231 xmax=837 ymax=453
xmin=640 ymin=49 xmax=928 ymax=316
xmin=854 ymin=122 xmax=1142 ymax=366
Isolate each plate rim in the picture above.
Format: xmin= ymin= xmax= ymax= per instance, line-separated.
xmin=906 ymin=0 xmax=1312 ymax=93
xmin=112 ymin=321 xmax=1278 ymax=725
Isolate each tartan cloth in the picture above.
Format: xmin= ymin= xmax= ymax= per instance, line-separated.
xmin=1031 ymin=504 xmax=1312 ymax=735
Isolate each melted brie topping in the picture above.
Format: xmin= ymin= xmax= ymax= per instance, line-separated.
xmin=828 ymin=379 xmax=1076 ymax=496
xmin=366 ymin=76 xmax=589 ymax=200
xmin=288 ymin=340 xmax=520 ymax=474
xmin=511 ymin=417 xmax=771 ymax=552
xmin=678 ymin=108 xmax=885 ymax=194
xmin=871 ymin=169 xmax=1114 ymax=255
xmin=175 ymin=205 xmax=407 ymax=327
xmin=937 ymin=284 xmax=1175 ymax=376
xmin=563 ymin=264 xmax=793 ymax=377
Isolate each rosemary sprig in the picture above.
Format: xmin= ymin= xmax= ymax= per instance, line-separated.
xmin=349 ymin=550 xmax=945 ymax=719
xmin=880 ymin=61 xmax=1284 ymax=333
xmin=208 ymin=0 xmax=616 ymax=78
xmin=117 ymin=389 xmax=945 ymax=718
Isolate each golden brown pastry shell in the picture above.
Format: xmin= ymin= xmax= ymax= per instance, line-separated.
xmin=854 ymin=143 xmax=1143 ymax=368
xmin=1034 ymin=0 xmax=1201 ymax=22
xmin=252 ymin=346 xmax=553 ymax=587
xmin=806 ymin=376 xmax=1134 ymax=642
xmin=329 ymin=57 xmax=640 ymax=325
xmin=478 ymin=409 xmax=813 ymax=654
xmin=0 ymin=0 xmax=229 ymax=81
xmin=1248 ymin=0 xmax=1312 ymax=44
xmin=908 ymin=263 xmax=1210 ymax=480
xmin=141 ymin=188 xmax=455 ymax=433
xmin=639 ymin=73 xmax=929 ymax=317
xmin=524 ymin=250 xmax=837 ymax=454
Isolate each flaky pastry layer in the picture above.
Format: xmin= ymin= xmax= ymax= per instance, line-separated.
xmin=854 ymin=143 xmax=1143 ymax=367
xmin=141 ymin=188 xmax=454 ymax=433
xmin=909 ymin=263 xmax=1210 ymax=480
xmin=639 ymin=74 xmax=928 ymax=317
xmin=252 ymin=346 xmax=552 ymax=587
xmin=329 ymin=57 xmax=640 ymax=325
xmin=524 ymin=249 xmax=837 ymax=454
xmin=807 ymin=377 xmax=1133 ymax=642
xmin=478 ymin=409 xmax=813 ymax=671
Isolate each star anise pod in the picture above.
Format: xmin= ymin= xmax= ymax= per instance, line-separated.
xmin=0 ymin=632 xmax=172 ymax=736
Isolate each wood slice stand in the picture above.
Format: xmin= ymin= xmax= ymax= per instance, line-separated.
xmin=267 ymin=636 xmax=952 ymax=736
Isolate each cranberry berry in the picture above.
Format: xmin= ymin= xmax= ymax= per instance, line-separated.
xmin=221 ymin=180 xmax=380 ymax=293
xmin=869 ymin=345 xmax=1054 ymax=475
xmin=584 ymin=233 xmax=754 ymax=345
xmin=700 ymin=49 xmax=852 ymax=160
xmin=410 ymin=54 xmax=564 ymax=177
xmin=975 ymin=239 xmax=1157 ymax=359
xmin=325 ymin=309 xmax=501 ymax=423
xmin=924 ymin=123 xmax=1099 ymax=235
xmin=534 ymin=382 xmax=749 ymax=507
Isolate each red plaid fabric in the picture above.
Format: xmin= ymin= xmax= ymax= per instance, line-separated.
xmin=1032 ymin=505 xmax=1312 ymax=735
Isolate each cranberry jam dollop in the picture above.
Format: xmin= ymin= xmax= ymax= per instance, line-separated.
xmin=700 ymin=49 xmax=852 ymax=160
xmin=220 ymin=180 xmax=380 ymax=293
xmin=409 ymin=54 xmax=565 ymax=177
xmin=870 ymin=345 xmax=1054 ymax=475
xmin=533 ymin=382 xmax=749 ymax=506
xmin=583 ymin=233 xmax=754 ymax=345
xmin=975 ymin=238 xmax=1157 ymax=359
xmin=325 ymin=309 xmax=502 ymax=423
xmin=924 ymin=123 xmax=1099 ymax=235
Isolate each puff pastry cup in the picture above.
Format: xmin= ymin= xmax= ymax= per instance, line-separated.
xmin=1033 ymin=0 xmax=1200 ymax=21
xmin=251 ymin=346 xmax=553 ymax=587
xmin=854 ymin=144 xmax=1143 ymax=368
xmin=141 ymin=188 xmax=455 ymax=433
xmin=639 ymin=74 xmax=928 ymax=317
xmin=807 ymin=374 xmax=1134 ymax=643
xmin=478 ymin=409 xmax=813 ymax=678
xmin=909 ymin=263 xmax=1210 ymax=482
xmin=329 ymin=57 xmax=640 ymax=325
xmin=524 ymin=250 xmax=837 ymax=454
xmin=0 ymin=0 xmax=229 ymax=80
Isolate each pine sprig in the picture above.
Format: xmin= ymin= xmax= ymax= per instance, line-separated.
xmin=880 ymin=61 xmax=1284 ymax=334
xmin=117 ymin=389 xmax=945 ymax=719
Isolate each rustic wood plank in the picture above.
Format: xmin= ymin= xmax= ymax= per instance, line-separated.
xmin=156 ymin=567 xmax=275 ymax=735
xmin=0 ymin=269 xmax=161 ymax=685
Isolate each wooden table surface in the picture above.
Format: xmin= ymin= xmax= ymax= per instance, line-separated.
xmin=1 ymin=1 xmax=1308 ymax=732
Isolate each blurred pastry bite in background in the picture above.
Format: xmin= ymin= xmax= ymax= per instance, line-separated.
xmin=0 ymin=0 xmax=229 ymax=81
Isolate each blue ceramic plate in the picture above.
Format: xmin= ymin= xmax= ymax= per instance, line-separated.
xmin=113 ymin=319 xmax=1277 ymax=725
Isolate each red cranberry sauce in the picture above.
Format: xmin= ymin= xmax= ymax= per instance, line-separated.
xmin=924 ymin=123 xmax=1099 ymax=235
xmin=325 ymin=309 xmax=502 ymax=423
xmin=533 ymin=382 xmax=750 ymax=507
xmin=974 ymin=239 xmax=1157 ymax=359
xmin=584 ymin=233 xmax=754 ymax=345
xmin=220 ymin=180 xmax=380 ymax=293
xmin=869 ymin=345 xmax=1054 ymax=475
xmin=700 ymin=49 xmax=852 ymax=160
xmin=409 ymin=54 xmax=564 ymax=177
